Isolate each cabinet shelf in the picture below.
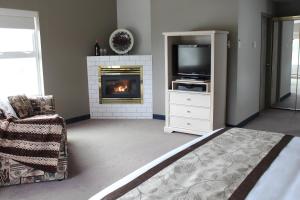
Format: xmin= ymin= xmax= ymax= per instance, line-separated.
xmin=171 ymin=80 xmax=211 ymax=93
xmin=163 ymin=30 xmax=228 ymax=136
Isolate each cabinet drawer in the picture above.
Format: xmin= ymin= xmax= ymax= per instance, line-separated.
xmin=170 ymin=117 xmax=211 ymax=132
xmin=170 ymin=92 xmax=210 ymax=107
xmin=170 ymin=105 xmax=210 ymax=119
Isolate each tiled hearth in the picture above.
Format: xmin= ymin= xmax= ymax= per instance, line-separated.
xmin=87 ymin=55 xmax=153 ymax=119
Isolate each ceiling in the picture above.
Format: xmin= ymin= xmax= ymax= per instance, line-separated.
xmin=272 ymin=0 xmax=296 ymax=2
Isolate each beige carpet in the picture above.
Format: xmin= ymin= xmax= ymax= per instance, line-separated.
xmin=0 ymin=119 xmax=196 ymax=200
xmin=244 ymin=109 xmax=300 ymax=137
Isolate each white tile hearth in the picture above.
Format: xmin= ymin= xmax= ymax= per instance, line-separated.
xmin=87 ymin=55 xmax=153 ymax=119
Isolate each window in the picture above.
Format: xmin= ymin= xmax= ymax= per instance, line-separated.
xmin=0 ymin=8 xmax=44 ymax=97
xmin=292 ymin=38 xmax=299 ymax=66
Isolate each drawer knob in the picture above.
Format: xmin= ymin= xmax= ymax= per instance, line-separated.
xmin=186 ymin=98 xmax=191 ymax=101
xmin=187 ymin=110 xmax=191 ymax=113
xmin=187 ymin=122 xmax=191 ymax=126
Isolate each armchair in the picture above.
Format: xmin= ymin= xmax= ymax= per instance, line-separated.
xmin=0 ymin=95 xmax=68 ymax=187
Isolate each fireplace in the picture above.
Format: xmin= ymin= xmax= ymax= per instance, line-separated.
xmin=99 ymin=66 xmax=143 ymax=104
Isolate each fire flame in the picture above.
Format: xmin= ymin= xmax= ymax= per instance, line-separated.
xmin=114 ymin=85 xmax=128 ymax=93
xmin=114 ymin=80 xmax=129 ymax=93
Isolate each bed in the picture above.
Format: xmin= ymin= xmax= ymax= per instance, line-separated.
xmin=89 ymin=128 xmax=300 ymax=200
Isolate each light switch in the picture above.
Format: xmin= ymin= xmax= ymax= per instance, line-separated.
xmin=238 ymin=40 xmax=242 ymax=48
xmin=227 ymin=40 xmax=231 ymax=48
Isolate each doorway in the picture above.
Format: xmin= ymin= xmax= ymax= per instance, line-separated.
xmin=260 ymin=14 xmax=273 ymax=111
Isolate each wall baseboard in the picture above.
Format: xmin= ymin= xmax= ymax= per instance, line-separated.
xmin=280 ymin=92 xmax=291 ymax=102
xmin=226 ymin=112 xmax=259 ymax=128
xmin=65 ymin=113 xmax=259 ymax=128
xmin=66 ymin=114 xmax=91 ymax=124
xmin=153 ymin=114 xmax=166 ymax=120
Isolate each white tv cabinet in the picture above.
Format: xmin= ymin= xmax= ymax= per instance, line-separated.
xmin=163 ymin=31 xmax=228 ymax=136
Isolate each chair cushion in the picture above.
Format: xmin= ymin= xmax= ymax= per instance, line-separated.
xmin=8 ymin=95 xmax=34 ymax=119
xmin=0 ymin=97 xmax=18 ymax=119
xmin=0 ymin=109 xmax=5 ymax=119
xmin=29 ymin=95 xmax=55 ymax=115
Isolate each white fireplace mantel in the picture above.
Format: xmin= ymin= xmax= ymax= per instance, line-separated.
xmin=86 ymin=55 xmax=153 ymax=119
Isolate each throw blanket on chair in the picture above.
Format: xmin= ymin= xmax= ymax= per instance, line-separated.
xmin=0 ymin=114 xmax=64 ymax=173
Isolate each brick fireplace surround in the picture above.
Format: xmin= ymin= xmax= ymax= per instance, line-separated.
xmin=87 ymin=55 xmax=153 ymax=119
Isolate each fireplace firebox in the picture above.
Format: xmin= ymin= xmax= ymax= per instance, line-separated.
xmin=99 ymin=66 xmax=143 ymax=104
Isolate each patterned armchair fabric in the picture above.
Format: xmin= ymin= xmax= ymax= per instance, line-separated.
xmin=0 ymin=95 xmax=68 ymax=187
xmin=0 ymin=109 xmax=5 ymax=120
xmin=29 ymin=95 xmax=56 ymax=115
xmin=8 ymin=95 xmax=34 ymax=119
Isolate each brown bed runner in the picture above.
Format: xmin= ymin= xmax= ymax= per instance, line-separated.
xmin=102 ymin=128 xmax=293 ymax=200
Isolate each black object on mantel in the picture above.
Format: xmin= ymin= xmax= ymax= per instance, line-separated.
xmin=95 ymin=40 xmax=100 ymax=56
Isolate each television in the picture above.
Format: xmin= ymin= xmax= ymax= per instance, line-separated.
xmin=173 ymin=44 xmax=211 ymax=79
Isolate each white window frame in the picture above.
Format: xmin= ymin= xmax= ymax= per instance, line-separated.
xmin=0 ymin=8 xmax=44 ymax=95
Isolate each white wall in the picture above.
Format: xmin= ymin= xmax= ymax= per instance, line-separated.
xmin=117 ymin=0 xmax=151 ymax=54
xmin=0 ymin=0 xmax=117 ymax=119
xmin=151 ymin=0 xmax=239 ymax=118
xmin=116 ymin=0 xmax=274 ymax=126
xmin=232 ymin=0 xmax=273 ymax=124
xmin=279 ymin=21 xmax=294 ymax=98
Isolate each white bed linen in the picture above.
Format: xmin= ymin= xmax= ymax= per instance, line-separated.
xmin=247 ymin=137 xmax=300 ymax=200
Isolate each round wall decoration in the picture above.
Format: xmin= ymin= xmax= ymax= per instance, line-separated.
xmin=109 ymin=29 xmax=134 ymax=55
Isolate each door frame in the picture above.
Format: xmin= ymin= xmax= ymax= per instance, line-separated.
xmin=260 ymin=13 xmax=273 ymax=111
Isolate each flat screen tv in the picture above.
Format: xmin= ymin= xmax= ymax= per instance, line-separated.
xmin=173 ymin=44 xmax=211 ymax=79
